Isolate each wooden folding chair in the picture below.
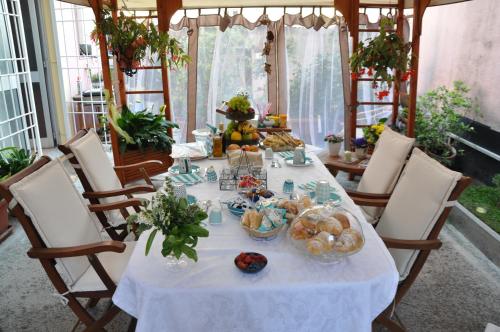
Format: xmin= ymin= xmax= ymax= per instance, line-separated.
xmin=325 ymin=126 xmax=415 ymax=224
xmin=0 ymin=156 xmax=141 ymax=331
xmin=59 ymin=129 xmax=161 ymax=240
xmin=352 ymin=148 xmax=471 ymax=331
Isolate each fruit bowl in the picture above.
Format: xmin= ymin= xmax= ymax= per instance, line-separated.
xmin=288 ymin=205 xmax=364 ymax=263
xmin=234 ymin=252 xmax=267 ymax=273
xmin=226 ymin=108 xmax=255 ymax=121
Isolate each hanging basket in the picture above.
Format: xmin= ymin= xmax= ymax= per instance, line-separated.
xmin=116 ymin=53 xmax=140 ymax=77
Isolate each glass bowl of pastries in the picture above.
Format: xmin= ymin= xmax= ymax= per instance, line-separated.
xmin=288 ymin=205 xmax=364 ymax=262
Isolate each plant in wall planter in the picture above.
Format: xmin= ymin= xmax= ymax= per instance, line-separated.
xmin=349 ymin=18 xmax=412 ymax=99
xmin=91 ymin=10 xmax=190 ymax=77
xmin=324 ymin=134 xmax=344 ymax=157
xmin=0 ymin=147 xmax=36 ymax=242
xmin=127 ymin=178 xmax=209 ymax=264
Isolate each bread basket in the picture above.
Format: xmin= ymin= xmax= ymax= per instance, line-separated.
xmin=241 ymin=223 xmax=285 ymax=240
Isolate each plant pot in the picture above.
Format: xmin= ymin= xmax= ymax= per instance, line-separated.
xmin=425 ymin=145 xmax=457 ymax=165
xmin=0 ymin=199 xmax=13 ymax=243
xmin=117 ymin=147 xmax=173 ymax=184
xmin=355 ymin=148 xmax=366 ymax=159
xmin=328 ymin=142 xmax=342 ymax=157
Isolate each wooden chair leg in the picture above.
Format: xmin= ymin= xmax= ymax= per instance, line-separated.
xmin=87 ymin=298 xmax=100 ymax=308
xmin=84 ymin=304 xmax=121 ymax=332
xmin=374 ymin=313 xmax=405 ymax=332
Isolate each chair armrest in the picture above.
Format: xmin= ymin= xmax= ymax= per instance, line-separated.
xmin=83 ymin=185 xmax=155 ymax=199
xmin=88 ymin=198 xmax=144 ymax=212
xmin=27 ymin=240 xmax=126 ymax=259
xmin=346 ymin=190 xmax=392 ymax=200
xmin=381 ymin=237 xmax=442 ymax=250
xmin=352 ymin=196 xmax=390 ymax=207
xmin=113 ymin=160 xmax=164 ymax=171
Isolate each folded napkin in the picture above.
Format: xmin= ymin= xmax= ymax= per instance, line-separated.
xmin=298 ymin=180 xmax=336 ymax=192
xmin=171 ymin=143 xmax=207 ymax=159
xmin=169 ymin=173 xmax=204 ymax=186
xmin=278 ymin=151 xmax=294 ymax=159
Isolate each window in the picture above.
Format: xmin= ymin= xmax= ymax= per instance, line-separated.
xmin=285 ymin=25 xmax=344 ymax=147
xmin=0 ymin=0 xmax=41 ymax=154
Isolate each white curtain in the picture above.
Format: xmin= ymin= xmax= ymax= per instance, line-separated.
xmin=284 ymin=25 xmax=344 ymax=147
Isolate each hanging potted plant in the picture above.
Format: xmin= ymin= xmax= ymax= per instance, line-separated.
xmin=0 ymin=147 xmax=36 ymax=242
xmin=91 ymin=10 xmax=190 ymax=77
xmin=349 ymin=18 xmax=412 ymax=99
xmin=324 ymin=134 xmax=344 ymax=157
xmin=105 ymin=90 xmax=179 ymax=182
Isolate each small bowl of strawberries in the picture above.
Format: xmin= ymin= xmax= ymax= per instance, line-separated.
xmin=234 ymin=252 xmax=268 ymax=273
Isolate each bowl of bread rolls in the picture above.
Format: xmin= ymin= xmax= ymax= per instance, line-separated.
xmin=288 ymin=206 xmax=364 ymax=262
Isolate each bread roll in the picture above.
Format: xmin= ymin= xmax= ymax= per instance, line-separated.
xmin=317 ymin=217 xmax=343 ymax=236
xmin=333 ymin=212 xmax=350 ymax=229
xmin=333 ymin=229 xmax=363 ymax=253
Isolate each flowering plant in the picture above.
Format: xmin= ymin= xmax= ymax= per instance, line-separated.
xmin=324 ymin=134 xmax=344 ymax=143
xmin=349 ymin=18 xmax=412 ymax=97
xmin=363 ymin=118 xmax=387 ymax=145
xmin=91 ymin=10 xmax=190 ymax=76
xmin=127 ymin=179 xmax=209 ymax=262
xmin=352 ymin=137 xmax=368 ymax=149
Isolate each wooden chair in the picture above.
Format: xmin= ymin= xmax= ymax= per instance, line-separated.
xmin=0 ymin=156 xmax=141 ymax=331
xmin=352 ymin=148 xmax=471 ymax=331
xmin=325 ymin=127 xmax=415 ymax=224
xmin=59 ymin=129 xmax=161 ymax=240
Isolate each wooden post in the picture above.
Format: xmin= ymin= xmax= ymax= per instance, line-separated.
xmin=111 ymin=0 xmax=127 ymax=108
xmin=89 ymin=0 xmax=120 ymax=169
xmin=348 ymin=1 xmax=360 ymax=148
xmin=391 ymin=0 xmax=405 ymax=125
xmin=156 ymin=0 xmax=182 ymax=138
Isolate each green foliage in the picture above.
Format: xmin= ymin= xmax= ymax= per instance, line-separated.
xmin=0 ymin=147 xmax=36 ymax=181
xmin=350 ymin=18 xmax=411 ymax=89
xmin=91 ymin=10 xmax=190 ymax=71
xmin=104 ymin=89 xmax=178 ymax=153
xmin=227 ymin=94 xmax=251 ymax=113
xmin=411 ymin=81 xmax=479 ymax=165
xmin=459 ymin=175 xmax=500 ymax=234
xmin=128 ymin=178 xmax=209 ymax=261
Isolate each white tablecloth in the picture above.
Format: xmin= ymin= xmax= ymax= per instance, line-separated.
xmin=113 ymin=153 xmax=398 ymax=332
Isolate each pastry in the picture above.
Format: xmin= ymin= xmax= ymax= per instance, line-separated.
xmin=333 ymin=229 xmax=363 ymax=253
xmin=227 ymin=144 xmax=241 ymax=151
xmin=317 ymin=217 xmax=343 ymax=236
xmin=300 ymin=215 xmax=320 ymax=231
xmin=291 ymin=221 xmax=312 ymax=240
xmin=298 ymin=195 xmax=313 ymax=209
xmin=243 ymin=210 xmax=263 ymax=230
xmin=333 ymin=212 xmax=351 ymax=229
xmin=316 ymin=231 xmax=334 ymax=251
xmin=306 ymin=238 xmax=325 ymax=255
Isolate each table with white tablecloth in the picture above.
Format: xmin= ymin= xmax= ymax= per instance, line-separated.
xmin=113 ymin=153 xmax=399 ymax=332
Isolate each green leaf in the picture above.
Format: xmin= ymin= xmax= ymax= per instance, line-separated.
xmin=181 ymin=224 xmax=209 ymax=237
xmin=181 ymin=244 xmax=198 ymax=262
xmin=145 ymin=229 xmax=158 ymax=256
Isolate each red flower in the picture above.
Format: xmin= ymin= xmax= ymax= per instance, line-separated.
xmin=359 ymin=68 xmax=366 ymax=75
xmin=367 ymin=67 xmax=373 ymax=76
xmin=375 ymin=90 xmax=390 ymax=100
xmin=401 ymin=70 xmax=412 ymax=82
xmin=351 ymin=72 xmax=359 ymax=80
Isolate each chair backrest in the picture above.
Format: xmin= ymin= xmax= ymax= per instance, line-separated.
xmin=1 ymin=157 xmax=103 ymax=284
xmin=357 ymin=126 xmax=415 ymax=220
xmin=376 ymin=148 xmax=463 ymax=280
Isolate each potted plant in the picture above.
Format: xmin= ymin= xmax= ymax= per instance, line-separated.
xmin=403 ymin=81 xmax=479 ymax=165
xmin=225 ymin=92 xmax=256 ymax=121
xmin=363 ymin=118 xmax=387 ymax=153
xmin=352 ymin=137 xmax=368 ymax=159
xmin=91 ymin=10 xmax=190 ymax=77
xmin=324 ymin=134 xmax=344 ymax=157
xmin=127 ymin=178 xmax=209 ymax=264
xmin=350 ymin=18 xmax=412 ymax=99
xmin=0 ymin=147 xmax=36 ymax=242
xmin=105 ymin=90 xmax=179 ymax=182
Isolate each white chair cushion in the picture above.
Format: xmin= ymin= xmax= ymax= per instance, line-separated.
xmin=376 ymin=148 xmax=462 ymax=280
xmin=357 ymin=127 xmax=415 ymax=221
xmin=69 ymin=129 xmax=128 ymax=226
xmin=72 ymin=241 xmax=136 ymax=292
xmin=10 ymin=159 xmax=103 ymax=284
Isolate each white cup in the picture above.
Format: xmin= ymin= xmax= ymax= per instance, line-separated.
xmin=265 ymin=147 xmax=273 ymax=159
